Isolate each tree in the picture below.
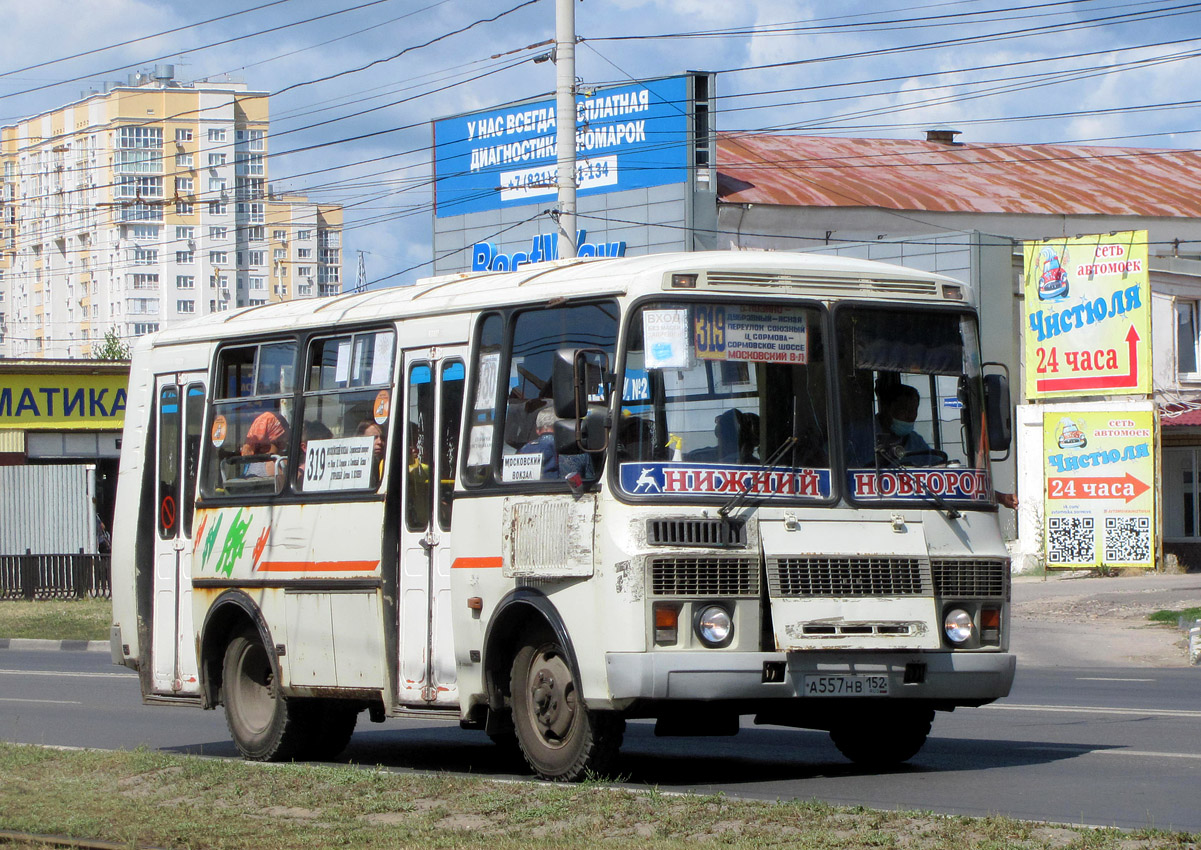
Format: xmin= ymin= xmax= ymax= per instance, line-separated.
xmin=92 ymin=328 xmax=131 ymax=360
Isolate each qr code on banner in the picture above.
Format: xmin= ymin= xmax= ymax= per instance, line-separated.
xmin=1047 ymin=515 xmax=1095 ymax=564
xmin=1104 ymin=515 xmax=1152 ymax=563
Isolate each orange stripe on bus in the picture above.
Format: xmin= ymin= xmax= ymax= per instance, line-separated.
xmin=256 ymin=560 xmax=379 ymax=573
xmin=452 ymin=556 xmax=503 ymax=569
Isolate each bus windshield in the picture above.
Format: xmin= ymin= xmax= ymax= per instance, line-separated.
xmin=615 ymin=300 xmax=833 ymax=501
xmin=836 ymin=305 xmax=992 ymax=506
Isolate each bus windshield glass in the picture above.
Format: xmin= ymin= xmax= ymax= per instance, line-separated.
xmin=616 ymin=300 xmax=833 ymax=502
xmin=836 ymin=305 xmax=992 ymax=506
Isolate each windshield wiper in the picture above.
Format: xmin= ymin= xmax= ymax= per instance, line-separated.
xmin=874 ymin=442 xmax=961 ymax=521
xmin=718 ymin=436 xmax=799 ymax=519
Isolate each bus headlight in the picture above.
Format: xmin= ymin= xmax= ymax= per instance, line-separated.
xmin=695 ymin=605 xmax=733 ymax=648
xmin=944 ymin=608 xmax=974 ymax=644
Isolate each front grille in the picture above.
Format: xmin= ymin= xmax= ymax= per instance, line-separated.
xmin=768 ymin=557 xmax=924 ymax=597
xmin=647 ymin=518 xmax=745 ymax=548
xmin=650 ymin=557 xmax=760 ymax=596
xmin=931 ymin=558 xmax=1007 ymax=597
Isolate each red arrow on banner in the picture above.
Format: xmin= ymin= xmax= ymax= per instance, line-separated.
xmin=1047 ymin=472 xmax=1150 ymax=503
xmin=1036 ymin=325 xmax=1141 ymax=393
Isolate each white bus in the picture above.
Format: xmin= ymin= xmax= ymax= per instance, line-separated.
xmin=110 ymin=250 xmax=1015 ymax=780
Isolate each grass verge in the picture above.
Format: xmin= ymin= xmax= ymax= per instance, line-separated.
xmin=0 ymin=597 xmax=111 ymax=641
xmin=1148 ymin=607 xmax=1201 ymax=626
xmin=0 ymin=744 xmax=1196 ymax=849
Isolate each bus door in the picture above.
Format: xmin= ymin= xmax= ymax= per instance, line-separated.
xmin=150 ymin=375 xmax=207 ymax=696
xmin=398 ymin=349 xmax=466 ymax=705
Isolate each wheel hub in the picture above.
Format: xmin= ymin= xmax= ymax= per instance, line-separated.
xmin=528 ymin=650 xmax=575 ymax=743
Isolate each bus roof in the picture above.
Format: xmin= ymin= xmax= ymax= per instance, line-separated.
xmin=144 ymin=250 xmax=967 ymax=348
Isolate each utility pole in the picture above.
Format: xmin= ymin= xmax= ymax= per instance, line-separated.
xmin=554 ymin=0 xmax=577 ymax=259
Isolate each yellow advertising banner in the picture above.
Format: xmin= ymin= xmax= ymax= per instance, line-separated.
xmin=1023 ymin=231 xmax=1151 ymax=399
xmin=0 ymin=372 xmax=127 ymax=430
xmin=1042 ymin=408 xmax=1156 ymax=569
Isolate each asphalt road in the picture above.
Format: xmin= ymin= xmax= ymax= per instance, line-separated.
xmin=3 ymin=647 xmax=1200 ymax=832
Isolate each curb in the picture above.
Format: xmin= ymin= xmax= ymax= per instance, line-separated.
xmin=0 ymin=638 xmax=109 ymax=652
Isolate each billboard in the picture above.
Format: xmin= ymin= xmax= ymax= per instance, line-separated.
xmin=0 ymin=372 xmax=127 ymax=429
xmin=433 ymin=75 xmax=690 ymax=218
xmin=1022 ymin=231 xmax=1151 ymax=399
xmin=1042 ymin=407 xmax=1156 ymax=569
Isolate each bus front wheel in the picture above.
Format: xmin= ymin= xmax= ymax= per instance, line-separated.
xmin=222 ymin=628 xmax=308 ymax=761
xmin=829 ymin=707 xmax=934 ymax=767
xmin=510 ymin=636 xmax=624 ymax=781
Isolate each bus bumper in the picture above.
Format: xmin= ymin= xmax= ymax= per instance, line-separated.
xmin=605 ymin=650 xmax=1015 ymax=704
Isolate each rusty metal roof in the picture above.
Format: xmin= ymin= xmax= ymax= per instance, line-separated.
xmin=717 ymin=134 xmax=1201 ymax=217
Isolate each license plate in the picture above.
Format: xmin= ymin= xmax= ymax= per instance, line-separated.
xmin=803 ymin=674 xmax=890 ymax=696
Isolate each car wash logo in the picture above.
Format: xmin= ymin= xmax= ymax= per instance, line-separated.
xmin=471 ymin=231 xmax=626 ymax=271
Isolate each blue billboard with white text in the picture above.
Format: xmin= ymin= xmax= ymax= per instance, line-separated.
xmin=433 ymin=76 xmax=690 ymax=218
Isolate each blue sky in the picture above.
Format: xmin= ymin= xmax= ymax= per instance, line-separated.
xmin=1 ymin=0 xmax=1197 ymax=286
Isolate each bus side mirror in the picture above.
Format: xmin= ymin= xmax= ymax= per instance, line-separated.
xmin=552 ymin=348 xmax=611 ymax=454
xmin=983 ymin=372 xmax=1012 ymax=455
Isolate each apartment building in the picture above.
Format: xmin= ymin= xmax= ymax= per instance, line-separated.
xmin=0 ymin=66 xmax=343 ymax=359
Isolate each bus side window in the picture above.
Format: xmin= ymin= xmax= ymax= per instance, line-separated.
xmin=463 ymin=313 xmax=503 ymax=486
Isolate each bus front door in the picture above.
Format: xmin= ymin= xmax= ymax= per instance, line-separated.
xmin=150 ymin=375 xmax=207 ymax=696
xmin=398 ymin=350 xmax=466 ymax=706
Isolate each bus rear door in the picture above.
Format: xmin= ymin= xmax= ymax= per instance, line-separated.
xmin=398 ymin=349 xmax=466 ymax=705
xmin=150 ymin=375 xmax=206 ymax=696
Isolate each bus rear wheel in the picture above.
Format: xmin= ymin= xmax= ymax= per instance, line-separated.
xmin=222 ymin=629 xmax=308 ymax=761
xmin=510 ymin=636 xmax=624 ymax=781
xmin=829 ymin=707 xmax=934 ymax=767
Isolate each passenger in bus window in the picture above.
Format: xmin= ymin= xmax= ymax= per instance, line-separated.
xmin=519 ymin=406 xmax=559 ymax=478
xmin=407 ymin=422 xmax=431 ymax=526
xmin=241 ymin=408 xmax=288 ymax=476
xmin=357 ymin=419 xmax=386 ymax=484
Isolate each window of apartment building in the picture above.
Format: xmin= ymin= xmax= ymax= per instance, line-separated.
xmin=175 ymin=129 xmax=193 ymax=143
xmin=234 ymin=177 xmax=264 ymax=200
xmin=319 ymin=266 xmax=340 ymax=284
xmin=246 ymin=226 xmax=264 ymax=241
xmin=297 ymin=266 xmax=313 ymax=278
xmin=249 ymin=298 xmax=267 ymax=306
xmin=209 ymin=177 xmax=227 ymax=193
xmin=128 ymin=298 xmax=159 ymax=314
xmin=175 ymin=226 xmax=194 ymax=241
xmin=177 ymin=300 xmax=195 ymax=314
xmin=210 ymin=251 xmax=227 ymax=264
xmin=133 ymin=322 xmax=160 ymax=335
xmin=296 ymin=229 xmax=312 ymax=241
xmin=209 ymin=201 xmax=227 ymax=215
xmin=209 ymin=226 xmax=227 ymax=241
xmin=176 ymin=275 xmax=195 ymax=289
xmin=133 ymin=248 xmax=158 ymax=265
xmin=130 ymin=224 xmax=159 ymax=240
xmin=298 ymin=283 xmax=313 ymax=296
xmin=175 ymin=177 xmax=193 ymax=192
xmin=207 ymin=128 xmax=227 ymax=142
xmin=318 ymin=230 xmax=340 ymax=247
xmin=320 ymin=248 xmax=339 ymax=265
xmin=132 ymin=273 xmax=159 ymax=289
xmin=175 ymin=152 xmax=193 ymax=168
xmin=239 ymin=129 xmax=265 ymax=150
xmin=177 ymin=201 xmax=194 ymax=215
xmin=272 ymin=229 xmax=287 ymax=241
xmin=176 ymin=250 xmax=194 ymax=264
xmin=250 ymin=276 xmax=265 ymax=290
xmin=234 ymin=202 xmax=265 ymax=223
xmin=297 ymin=248 xmax=312 ymax=259
xmin=116 ymin=127 xmax=163 ymax=174
xmin=117 ymin=175 xmax=164 ymax=199
xmin=1178 ymin=300 xmax=1200 ymax=375
xmin=273 ymin=248 xmax=286 ymax=260
xmin=249 ymin=250 xmax=264 ymax=266
xmin=236 ymin=154 xmax=264 ymax=175
xmin=208 ymin=153 xmax=226 ymax=167
xmin=319 ymin=284 xmax=339 ymax=297
xmin=211 ymin=274 xmax=229 ymax=288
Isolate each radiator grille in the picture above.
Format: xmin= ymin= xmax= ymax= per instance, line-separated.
xmin=931 ymin=558 xmax=1007 ymax=597
xmin=650 ymin=557 xmax=760 ymax=596
xmin=647 ymin=518 xmax=745 ymax=547
xmin=768 ymin=557 xmax=924 ymax=597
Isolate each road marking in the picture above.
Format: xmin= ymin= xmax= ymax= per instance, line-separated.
xmin=988 ymin=703 xmax=1201 ymax=719
xmin=1074 ymin=677 xmax=1156 ymax=682
xmin=0 ymin=697 xmax=83 ymax=705
xmin=1033 ymin=745 xmax=1201 ymax=761
xmin=0 ymin=669 xmax=133 ymax=679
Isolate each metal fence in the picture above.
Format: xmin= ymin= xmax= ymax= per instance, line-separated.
xmin=0 ymin=553 xmax=112 ymax=600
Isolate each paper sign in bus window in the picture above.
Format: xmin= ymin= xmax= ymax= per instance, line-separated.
xmin=300 ymin=436 xmax=376 ymax=492
xmin=643 ymin=309 xmax=690 ymax=368
xmin=502 ymin=453 xmax=543 ymax=482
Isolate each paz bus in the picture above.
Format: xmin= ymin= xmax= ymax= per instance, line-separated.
xmin=110 ymin=250 xmax=1015 ymax=780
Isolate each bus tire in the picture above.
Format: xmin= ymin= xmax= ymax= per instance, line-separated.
xmin=510 ymin=636 xmax=624 ymax=781
xmin=829 ymin=707 xmax=933 ymax=767
xmin=222 ymin=628 xmax=307 ymax=761
xmin=299 ymin=700 xmax=359 ymax=761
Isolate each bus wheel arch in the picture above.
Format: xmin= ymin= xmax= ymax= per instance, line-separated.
xmin=198 ymin=590 xmax=272 ymax=711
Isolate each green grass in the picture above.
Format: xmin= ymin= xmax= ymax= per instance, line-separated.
xmin=0 ymin=744 xmax=1195 ymax=850
xmin=1147 ymin=607 xmax=1201 ymax=626
xmin=0 ymin=597 xmax=111 ymax=641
